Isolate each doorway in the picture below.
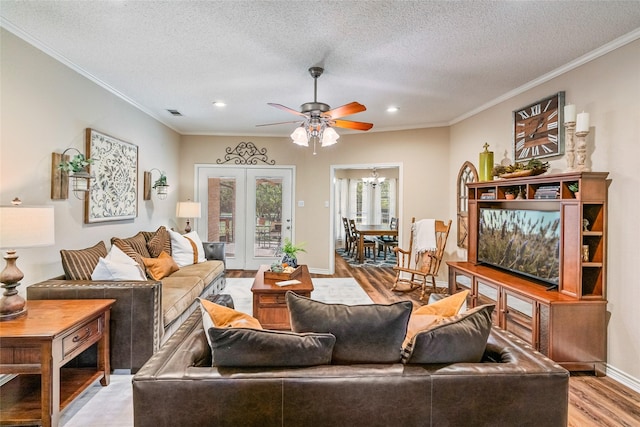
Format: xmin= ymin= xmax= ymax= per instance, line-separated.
xmin=330 ymin=163 xmax=402 ymax=273
xmin=195 ymin=165 xmax=294 ymax=270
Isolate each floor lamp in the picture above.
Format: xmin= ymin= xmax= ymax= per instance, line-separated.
xmin=0 ymin=201 xmax=55 ymax=320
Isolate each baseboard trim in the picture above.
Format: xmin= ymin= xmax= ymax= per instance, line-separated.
xmin=606 ymin=364 xmax=640 ymax=394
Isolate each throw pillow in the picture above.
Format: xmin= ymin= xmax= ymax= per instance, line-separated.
xmin=403 ymin=290 xmax=470 ymax=346
xmin=207 ymin=327 xmax=336 ymax=367
xmin=168 ymin=229 xmax=207 ymax=267
xmin=402 ymin=304 xmax=495 ymax=364
xmin=198 ymin=297 xmax=262 ymax=329
xmin=111 ymin=232 xmax=150 ymax=267
xmin=142 ymin=251 xmax=179 ymax=280
xmin=198 ymin=297 xmax=264 ymax=358
xmin=91 ymin=245 xmax=147 ymax=281
xmin=60 ymin=241 xmax=108 ymax=280
xmin=286 ymin=291 xmax=413 ymax=364
xmin=146 ymin=226 xmax=172 ymax=258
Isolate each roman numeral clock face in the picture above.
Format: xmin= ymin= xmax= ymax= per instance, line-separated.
xmin=513 ymin=92 xmax=564 ymax=161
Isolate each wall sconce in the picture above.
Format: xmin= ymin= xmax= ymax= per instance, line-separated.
xmin=176 ymin=200 xmax=201 ymax=233
xmin=51 ymin=148 xmax=94 ymax=200
xmin=144 ymin=168 xmax=169 ymax=200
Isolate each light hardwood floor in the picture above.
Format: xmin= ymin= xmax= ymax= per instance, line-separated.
xmin=228 ymin=253 xmax=640 ymax=426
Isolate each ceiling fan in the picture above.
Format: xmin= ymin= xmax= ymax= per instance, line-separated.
xmin=257 ymin=67 xmax=373 ymax=153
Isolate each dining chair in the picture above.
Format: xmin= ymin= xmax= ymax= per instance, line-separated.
xmin=376 ymin=217 xmax=398 ymax=260
xmin=342 ymin=217 xmax=354 ymax=253
xmin=348 ymin=219 xmax=376 ymax=261
xmin=392 ymin=217 xmax=452 ymax=299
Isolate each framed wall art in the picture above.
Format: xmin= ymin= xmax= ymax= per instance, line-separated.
xmin=84 ymin=128 xmax=138 ymax=223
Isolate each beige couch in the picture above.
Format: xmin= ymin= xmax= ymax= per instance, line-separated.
xmin=28 ymin=229 xmax=226 ymax=373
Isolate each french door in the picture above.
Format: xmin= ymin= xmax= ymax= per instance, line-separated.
xmin=195 ymin=165 xmax=294 ymax=270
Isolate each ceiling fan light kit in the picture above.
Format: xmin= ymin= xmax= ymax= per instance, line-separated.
xmin=260 ymin=66 xmax=372 ymax=154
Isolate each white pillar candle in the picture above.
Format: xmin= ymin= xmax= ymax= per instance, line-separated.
xmin=576 ymin=112 xmax=590 ymax=132
xmin=564 ymin=104 xmax=576 ymax=123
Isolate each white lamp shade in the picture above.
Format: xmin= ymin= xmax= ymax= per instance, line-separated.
xmin=290 ymin=126 xmax=309 ymax=146
xmin=321 ymin=127 xmax=340 ymax=147
xmin=0 ymin=205 xmax=55 ymax=249
xmin=176 ymin=201 xmax=201 ymax=218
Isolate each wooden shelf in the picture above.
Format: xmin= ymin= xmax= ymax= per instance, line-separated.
xmin=0 ymin=369 xmax=105 ymax=424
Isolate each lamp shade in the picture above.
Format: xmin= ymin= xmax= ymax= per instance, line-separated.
xmin=321 ymin=127 xmax=340 ymax=147
xmin=0 ymin=205 xmax=55 ymax=249
xmin=290 ymin=126 xmax=309 ymax=146
xmin=176 ymin=201 xmax=201 ymax=219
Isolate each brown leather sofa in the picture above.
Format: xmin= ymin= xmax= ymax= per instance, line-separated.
xmin=132 ymin=310 xmax=569 ymax=427
xmin=27 ymin=241 xmax=226 ymax=373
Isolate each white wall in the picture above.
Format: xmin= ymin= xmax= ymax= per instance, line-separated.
xmin=448 ymin=38 xmax=640 ymax=387
xmin=0 ymin=29 xmax=181 ymax=290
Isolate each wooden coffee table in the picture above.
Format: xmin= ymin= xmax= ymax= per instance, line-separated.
xmin=0 ymin=299 xmax=115 ymax=427
xmin=251 ymin=264 xmax=313 ymax=330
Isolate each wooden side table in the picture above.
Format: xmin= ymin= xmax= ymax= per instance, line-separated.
xmin=0 ymin=299 xmax=115 ymax=427
xmin=251 ymin=265 xmax=313 ymax=330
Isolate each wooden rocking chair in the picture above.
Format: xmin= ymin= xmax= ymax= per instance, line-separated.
xmin=392 ymin=217 xmax=452 ymax=300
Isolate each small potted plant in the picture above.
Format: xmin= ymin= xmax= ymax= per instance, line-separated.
xmin=504 ymin=187 xmax=517 ymax=200
xmin=568 ymin=182 xmax=579 ymax=199
xmin=279 ymin=237 xmax=306 ymax=268
xmin=152 ymin=172 xmax=169 ymax=197
xmin=58 ymin=153 xmax=94 ymax=191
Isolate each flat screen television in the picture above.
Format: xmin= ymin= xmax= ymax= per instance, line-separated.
xmin=478 ymin=207 xmax=560 ymax=286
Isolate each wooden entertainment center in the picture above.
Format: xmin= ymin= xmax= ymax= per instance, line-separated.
xmin=447 ymin=171 xmax=609 ymax=375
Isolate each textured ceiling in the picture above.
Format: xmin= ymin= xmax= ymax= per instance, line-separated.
xmin=1 ymin=1 xmax=639 ymax=136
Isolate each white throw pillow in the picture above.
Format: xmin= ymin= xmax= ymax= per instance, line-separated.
xmin=91 ymin=245 xmax=147 ymax=280
xmin=168 ymin=229 xmax=207 ymax=267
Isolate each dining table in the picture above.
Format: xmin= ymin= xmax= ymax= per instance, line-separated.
xmin=353 ymin=223 xmax=399 ymax=264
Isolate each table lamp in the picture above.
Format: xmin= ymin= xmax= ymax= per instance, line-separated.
xmin=176 ymin=201 xmax=201 ymax=233
xmin=0 ymin=200 xmax=55 ymax=320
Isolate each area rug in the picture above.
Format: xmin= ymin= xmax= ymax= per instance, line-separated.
xmin=59 ymin=277 xmax=373 ymax=427
xmin=336 ymin=247 xmax=397 ymax=268
xmin=225 ymin=277 xmax=373 ymax=316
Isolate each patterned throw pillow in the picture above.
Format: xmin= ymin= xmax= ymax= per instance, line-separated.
xmin=146 ymin=226 xmax=171 ymax=258
xmin=60 ymin=241 xmax=108 ymax=280
xmin=111 ymin=232 xmax=150 ymax=267
xmin=168 ymin=229 xmax=206 ymax=267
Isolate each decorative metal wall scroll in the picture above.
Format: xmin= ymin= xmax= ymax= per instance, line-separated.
xmin=216 ymin=142 xmax=275 ymax=165
xmin=85 ymin=128 xmax=138 ymax=223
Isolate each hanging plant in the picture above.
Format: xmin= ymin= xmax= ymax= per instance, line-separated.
xmin=58 ymin=154 xmax=94 ymax=174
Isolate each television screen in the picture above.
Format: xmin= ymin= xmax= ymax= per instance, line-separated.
xmin=478 ymin=208 xmax=560 ymax=286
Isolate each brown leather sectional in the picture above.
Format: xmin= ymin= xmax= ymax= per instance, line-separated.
xmin=133 ymin=309 xmax=569 ymax=426
xmin=27 ymin=241 xmax=226 ymax=373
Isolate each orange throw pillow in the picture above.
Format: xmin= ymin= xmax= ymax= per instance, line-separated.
xmin=403 ymin=291 xmax=470 ymax=347
xmin=198 ymin=298 xmax=262 ymax=329
xmin=142 ymin=251 xmax=179 ymax=280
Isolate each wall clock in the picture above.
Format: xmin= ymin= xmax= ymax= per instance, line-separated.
xmin=513 ymin=92 xmax=564 ymax=161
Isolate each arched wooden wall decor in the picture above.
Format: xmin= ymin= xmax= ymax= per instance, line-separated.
xmin=457 ymin=161 xmax=478 ymax=248
xmin=216 ymin=142 xmax=276 ymax=165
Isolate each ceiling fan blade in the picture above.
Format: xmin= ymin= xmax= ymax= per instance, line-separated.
xmin=268 ymin=103 xmax=307 ymax=117
xmin=331 ymin=119 xmax=374 ymax=131
xmin=256 ymin=120 xmax=304 ymax=127
xmin=324 ymin=102 xmax=366 ymax=119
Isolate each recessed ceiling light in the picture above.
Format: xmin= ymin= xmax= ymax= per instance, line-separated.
xmin=386 ymin=106 xmax=399 ymax=113
xmin=212 ymin=101 xmax=226 ymax=107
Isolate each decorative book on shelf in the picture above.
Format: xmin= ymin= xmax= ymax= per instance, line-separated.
xmin=480 ymin=189 xmax=496 ymax=200
xmin=534 ymin=185 xmax=560 ymax=199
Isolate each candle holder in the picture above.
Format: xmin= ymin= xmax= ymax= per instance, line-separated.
xmin=575 ymin=129 xmax=590 ymax=172
xmin=564 ymin=121 xmax=576 ymax=172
